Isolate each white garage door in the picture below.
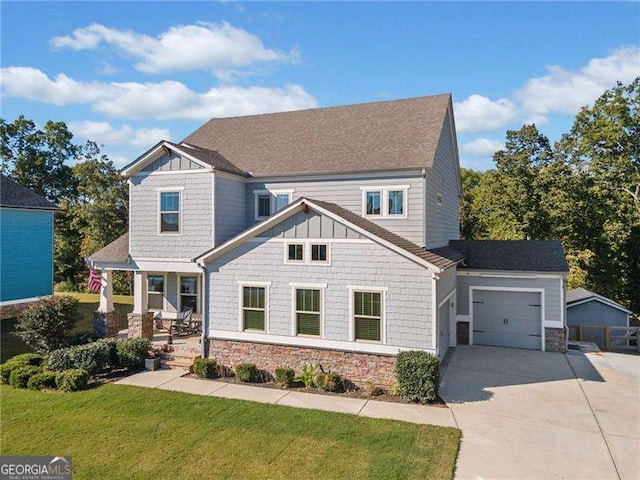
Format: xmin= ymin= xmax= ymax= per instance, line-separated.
xmin=472 ymin=290 xmax=542 ymax=350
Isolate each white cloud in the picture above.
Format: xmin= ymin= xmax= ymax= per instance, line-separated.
xmin=453 ymin=95 xmax=518 ymax=133
xmin=50 ymin=21 xmax=296 ymax=79
xmin=68 ymin=121 xmax=170 ymax=147
xmin=460 ymin=138 xmax=505 ymax=157
xmin=516 ymin=45 xmax=640 ymax=119
xmin=0 ymin=67 xmax=318 ymax=120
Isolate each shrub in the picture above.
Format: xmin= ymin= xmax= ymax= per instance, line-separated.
xmin=27 ymin=372 xmax=58 ymax=390
xmin=13 ymin=296 xmax=79 ymax=353
xmin=48 ymin=341 xmax=111 ymax=377
xmin=8 ymin=353 xmax=45 ymax=367
xmin=0 ymin=363 xmax=18 ymax=384
xmin=297 ymin=363 xmax=319 ymax=389
xmin=9 ymin=366 xmax=42 ymax=388
xmin=235 ymin=363 xmax=256 ymax=382
xmin=56 ymin=369 xmax=89 ymax=392
xmin=193 ymin=358 xmax=217 ymax=378
xmin=317 ymin=372 xmax=342 ymax=392
xmin=100 ymin=338 xmax=121 ymax=369
xmin=274 ymin=367 xmax=295 ymax=388
xmin=361 ymin=381 xmax=383 ymax=397
xmin=65 ymin=332 xmax=96 ymax=347
xmin=116 ymin=338 xmax=151 ymax=368
xmin=388 ymin=379 xmax=402 ymax=397
xmin=395 ymin=350 xmax=440 ymax=403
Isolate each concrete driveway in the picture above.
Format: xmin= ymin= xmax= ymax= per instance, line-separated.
xmin=441 ymin=345 xmax=640 ymax=479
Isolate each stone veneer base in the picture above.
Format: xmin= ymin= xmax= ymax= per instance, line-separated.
xmin=207 ymin=338 xmax=397 ymax=387
xmin=94 ymin=310 xmax=120 ymax=338
xmin=128 ymin=312 xmax=154 ymax=339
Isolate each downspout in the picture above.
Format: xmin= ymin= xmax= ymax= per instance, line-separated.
xmin=196 ymin=260 xmax=208 ymax=359
xmin=422 ymin=168 xmax=427 ymax=248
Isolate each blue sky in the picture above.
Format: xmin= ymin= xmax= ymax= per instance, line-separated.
xmin=1 ymin=1 xmax=639 ymax=170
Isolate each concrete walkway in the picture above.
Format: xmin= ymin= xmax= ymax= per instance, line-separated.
xmin=115 ymin=370 xmax=456 ymax=428
xmin=441 ymin=345 xmax=640 ymax=480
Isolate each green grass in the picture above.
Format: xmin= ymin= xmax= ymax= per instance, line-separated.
xmin=0 ymin=293 xmax=133 ymax=362
xmin=1 ymin=384 xmax=460 ymax=480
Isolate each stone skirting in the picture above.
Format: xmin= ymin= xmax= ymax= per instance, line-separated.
xmin=207 ymin=338 xmax=397 ymax=387
xmin=545 ymin=327 xmax=567 ymax=353
xmin=128 ymin=312 xmax=154 ymax=339
xmin=93 ymin=310 xmax=120 ymax=338
xmin=0 ymin=300 xmax=40 ymax=320
xmin=456 ymin=321 xmax=470 ymax=345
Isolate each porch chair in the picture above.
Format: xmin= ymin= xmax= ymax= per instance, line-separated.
xmin=170 ymin=308 xmax=194 ymax=336
xmin=153 ymin=311 xmax=166 ymax=332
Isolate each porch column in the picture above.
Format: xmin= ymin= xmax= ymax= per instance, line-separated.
xmin=132 ymin=271 xmax=147 ymax=314
xmin=99 ymin=270 xmax=114 ymax=313
xmin=128 ymin=271 xmax=153 ymax=339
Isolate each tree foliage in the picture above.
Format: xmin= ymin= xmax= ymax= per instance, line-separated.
xmin=460 ymin=78 xmax=639 ymax=312
xmin=1 ymin=117 xmax=130 ymax=292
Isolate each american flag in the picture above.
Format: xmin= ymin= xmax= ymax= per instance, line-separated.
xmin=88 ymin=267 xmax=102 ymax=293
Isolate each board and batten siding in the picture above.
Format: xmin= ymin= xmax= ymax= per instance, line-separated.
xmin=206 ymin=239 xmax=435 ymax=351
xmin=0 ymin=209 xmax=54 ymax=302
xmin=129 ymin=172 xmax=213 ymax=259
xmin=456 ymin=273 xmax=564 ymax=326
xmin=425 ymin=109 xmax=461 ymax=249
xmin=259 ymin=210 xmax=364 ymax=239
xmin=246 ymin=175 xmax=425 ymax=245
xmin=214 ymin=174 xmax=246 ymax=245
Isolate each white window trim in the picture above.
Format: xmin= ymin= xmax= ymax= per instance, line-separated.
xmin=237 ymin=281 xmax=271 ymax=333
xmin=177 ymin=274 xmax=200 ymax=314
xmin=290 ymin=283 xmax=326 ymax=338
xmin=348 ymin=285 xmax=388 ymax=344
xmin=146 ymin=272 xmax=167 ymax=312
xmin=254 ymin=189 xmax=294 ymax=220
xmin=360 ymin=185 xmax=409 ymax=219
xmin=157 ymin=188 xmax=183 ymax=235
xmin=284 ymin=241 xmax=331 ymax=265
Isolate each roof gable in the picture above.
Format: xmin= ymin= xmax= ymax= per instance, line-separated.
xmin=183 ymin=94 xmax=452 ymax=176
xmin=0 ymin=175 xmax=59 ymax=211
xmin=566 ymin=288 xmax=632 ymax=314
xmin=196 ymin=198 xmax=463 ymax=272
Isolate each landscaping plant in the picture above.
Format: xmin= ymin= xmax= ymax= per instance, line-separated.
xmin=0 ymin=354 xmax=45 ymax=384
xmin=193 ymin=358 xmax=217 ymax=379
xmin=115 ymin=338 xmax=151 ymax=368
xmin=297 ymin=363 xmax=319 ymax=389
xmin=9 ymin=366 xmax=41 ymax=389
xmin=56 ymin=369 xmax=89 ymax=392
xmin=27 ymin=372 xmax=58 ymax=390
xmin=395 ymin=350 xmax=440 ymax=403
xmin=13 ymin=296 xmax=79 ymax=353
xmin=274 ymin=367 xmax=295 ymax=388
xmin=316 ymin=372 xmax=342 ymax=392
xmin=235 ymin=363 xmax=256 ymax=382
xmin=48 ymin=341 xmax=111 ymax=376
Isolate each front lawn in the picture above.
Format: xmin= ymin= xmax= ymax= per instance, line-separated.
xmin=0 ymin=293 xmax=133 ymax=363
xmin=0 ymin=384 xmax=460 ymax=479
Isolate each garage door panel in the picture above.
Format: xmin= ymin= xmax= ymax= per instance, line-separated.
xmin=473 ymin=290 xmax=542 ymax=350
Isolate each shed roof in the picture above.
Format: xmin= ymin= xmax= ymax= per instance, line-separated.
xmin=0 ymin=174 xmax=59 ymax=211
xmin=566 ymin=288 xmax=632 ymax=313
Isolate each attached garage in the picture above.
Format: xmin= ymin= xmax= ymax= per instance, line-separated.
xmin=448 ymin=240 xmax=569 ymax=353
xmin=471 ymin=289 xmax=543 ymax=350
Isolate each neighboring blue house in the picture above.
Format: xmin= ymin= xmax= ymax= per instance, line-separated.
xmin=0 ymin=175 xmax=58 ymax=311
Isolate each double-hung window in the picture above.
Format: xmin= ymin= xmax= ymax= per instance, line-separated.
xmin=254 ymin=190 xmax=293 ymax=219
xmin=180 ymin=276 xmax=198 ymax=313
xmin=353 ymin=290 xmax=383 ymax=342
xmin=242 ymin=286 xmax=266 ymax=331
xmin=362 ymin=186 xmax=408 ymax=218
xmin=147 ymin=275 xmax=165 ymax=310
xmin=159 ymin=190 xmax=181 ymax=233
xmin=295 ymin=288 xmax=322 ymax=336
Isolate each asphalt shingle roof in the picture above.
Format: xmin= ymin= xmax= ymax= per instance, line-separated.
xmin=87 ymin=233 xmax=129 ymax=263
xmin=566 ymin=288 xmax=631 ymax=312
xmin=449 ymin=239 xmax=569 ymax=272
xmin=182 ymin=94 xmax=452 ymax=176
xmin=0 ymin=175 xmax=59 ymax=210
xmin=167 ymin=142 xmax=247 ymax=176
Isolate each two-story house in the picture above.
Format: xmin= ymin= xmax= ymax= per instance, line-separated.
xmin=89 ymin=94 xmax=569 ymax=385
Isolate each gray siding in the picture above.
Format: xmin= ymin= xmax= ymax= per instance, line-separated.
xmin=425 ymin=109 xmax=460 ymax=248
xmin=129 ymin=172 xmax=213 ymax=258
xmin=567 ymin=301 xmax=628 ymax=327
xmin=436 ymin=266 xmax=456 ymax=356
xmin=246 ymin=175 xmax=425 ymax=244
xmin=141 ymin=152 xmax=203 ymax=172
xmin=456 ymin=273 xmax=563 ymax=325
xmin=214 ymin=174 xmax=246 ymax=245
xmin=206 ymin=240 xmax=435 ymax=350
xmin=259 ymin=211 xmax=364 ymax=239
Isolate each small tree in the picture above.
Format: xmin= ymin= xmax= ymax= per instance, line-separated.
xmin=13 ymin=296 xmax=78 ymax=353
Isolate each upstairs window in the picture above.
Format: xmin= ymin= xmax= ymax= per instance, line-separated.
xmin=311 ymin=244 xmax=327 ymax=262
xmin=285 ymin=242 xmax=330 ymax=265
xmin=254 ymin=190 xmax=293 ymax=220
xmin=288 ymin=244 xmax=304 ymax=262
xmin=159 ymin=190 xmax=181 ymax=233
xmin=361 ymin=186 xmax=409 ymax=218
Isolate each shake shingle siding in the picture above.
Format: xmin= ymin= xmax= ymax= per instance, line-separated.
xmin=214 ymin=175 xmax=246 ymax=245
xmin=246 ymin=175 xmax=425 ymax=245
xmin=425 ymin=110 xmax=460 ymax=249
xmin=129 ymin=172 xmax=213 ymax=258
xmin=207 ymin=240 xmax=435 ymax=350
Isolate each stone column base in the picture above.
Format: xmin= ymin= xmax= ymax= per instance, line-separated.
xmin=456 ymin=321 xmax=470 ymax=345
xmin=545 ymin=327 xmax=567 ymax=352
xmin=94 ymin=310 xmax=120 ymax=338
xmin=128 ymin=312 xmax=154 ymax=339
